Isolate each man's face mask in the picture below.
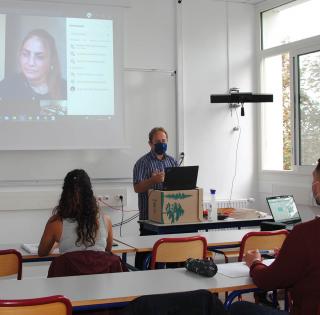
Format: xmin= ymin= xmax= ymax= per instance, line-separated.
xmin=312 ymin=180 xmax=320 ymax=205
xmin=154 ymin=142 xmax=167 ymax=155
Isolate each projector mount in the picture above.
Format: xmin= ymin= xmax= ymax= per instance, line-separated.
xmin=210 ymin=87 xmax=273 ymax=116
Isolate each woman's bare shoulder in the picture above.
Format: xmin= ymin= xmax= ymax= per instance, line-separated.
xmin=47 ymin=214 xmax=62 ymax=225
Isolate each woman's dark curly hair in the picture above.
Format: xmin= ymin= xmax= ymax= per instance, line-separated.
xmin=54 ymin=169 xmax=99 ymax=247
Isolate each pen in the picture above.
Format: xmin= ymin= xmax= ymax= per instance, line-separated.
xmin=259 ymin=250 xmax=275 ymax=255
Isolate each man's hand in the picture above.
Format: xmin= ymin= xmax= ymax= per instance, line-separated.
xmin=151 ymin=170 xmax=165 ymax=184
xmin=274 ymin=248 xmax=280 ymax=257
xmin=133 ymin=170 xmax=165 ymax=193
xmin=244 ymin=249 xmax=262 ymax=267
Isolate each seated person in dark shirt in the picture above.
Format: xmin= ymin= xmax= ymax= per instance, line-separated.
xmin=230 ymin=158 xmax=320 ymax=315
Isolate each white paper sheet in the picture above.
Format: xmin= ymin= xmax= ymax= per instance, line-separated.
xmin=217 ymin=259 xmax=274 ymax=278
xmin=21 ymin=243 xmax=59 ymax=255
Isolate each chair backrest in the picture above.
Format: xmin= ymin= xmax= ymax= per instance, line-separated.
xmin=0 ymin=249 xmax=22 ymax=279
xmin=0 ymin=295 xmax=72 ymax=315
xmin=150 ymin=236 xmax=207 ymax=269
xmin=238 ymin=230 xmax=289 ymax=261
xmin=48 ymin=250 xmax=124 ymax=277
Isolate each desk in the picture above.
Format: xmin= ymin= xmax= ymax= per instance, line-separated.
xmin=115 ymin=228 xmax=259 ymax=253
xmin=0 ymin=241 xmax=135 ymax=262
xmin=139 ymin=210 xmax=272 ymax=234
xmin=0 ymin=267 xmax=256 ymax=310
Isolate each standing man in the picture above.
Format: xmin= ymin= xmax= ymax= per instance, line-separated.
xmin=133 ymin=127 xmax=178 ymax=236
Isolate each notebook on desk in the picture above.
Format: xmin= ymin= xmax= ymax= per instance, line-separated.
xmin=266 ymin=195 xmax=302 ymax=230
xmin=21 ymin=243 xmax=118 ymax=254
xmin=21 ymin=243 xmax=59 ymax=255
xmin=162 ymin=166 xmax=199 ymax=191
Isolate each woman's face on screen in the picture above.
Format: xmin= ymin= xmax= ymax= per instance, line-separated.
xmin=19 ymin=35 xmax=51 ymax=85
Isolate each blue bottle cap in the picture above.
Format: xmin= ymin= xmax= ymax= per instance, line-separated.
xmin=210 ymin=189 xmax=216 ymax=195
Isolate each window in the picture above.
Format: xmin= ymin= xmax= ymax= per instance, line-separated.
xmin=298 ymin=50 xmax=320 ymax=165
xmin=260 ymin=0 xmax=320 ymax=170
xmin=261 ymin=0 xmax=320 ymax=49
xmin=261 ymin=53 xmax=291 ymax=170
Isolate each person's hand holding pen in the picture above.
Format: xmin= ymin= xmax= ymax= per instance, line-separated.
xmin=244 ymin=249 xmax=262 ymax=268
xmin=245 ymin=248 xmax=279 ymax=267
xmin=273 ymin=248 xmax=280 ymax=257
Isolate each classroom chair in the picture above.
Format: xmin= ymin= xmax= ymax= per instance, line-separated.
xmin=236 ymin=230 xmax=289 ymax=308
xmin=120 ymin=289 xmax=227 ymax=315
xmin=211 ymin=246 xmax=240 ymax=264
xmin=48 ymin=250 xmax=126 ymax=277
xmin=212 ymin=229 xmax=289 ymax=263
xmin=0 ymin=295 xmax=72 ymax=315
xmin=0 ymin=249 xmax=22 ymax=280
xmin=237 ymin=230 xmax=289 ymax=261
xmin=150 ymin=236 xmax=208 ymax=270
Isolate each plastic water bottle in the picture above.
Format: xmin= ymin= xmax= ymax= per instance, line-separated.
xmin=208 ymin=189 xmax=217 ymax=221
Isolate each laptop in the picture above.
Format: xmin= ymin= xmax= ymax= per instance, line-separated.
xmin=162 ymin=166 xmax=199 ymax=191
xmin=266 ymin=195 xmax=302 ymax=229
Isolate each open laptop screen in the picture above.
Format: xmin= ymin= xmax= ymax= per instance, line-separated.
xmin=162 ymin=166 xmax=198 ymax=191
xmin=266 ymin=195 xmax=301 ymax=224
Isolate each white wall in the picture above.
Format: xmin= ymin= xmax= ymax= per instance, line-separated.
xmin=0 ymin=181 xmax=138 ymax=243
xmin=181 ymin=0 xmax=257 ymax=202
xmin=0 ymin=0 xmax=261 ymax=244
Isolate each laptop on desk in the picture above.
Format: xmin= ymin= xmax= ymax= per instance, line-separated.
xmin=162 ymin=166 xmax=198 ymax=191
xmin=266 ymin=195 xmax=302 ymax=230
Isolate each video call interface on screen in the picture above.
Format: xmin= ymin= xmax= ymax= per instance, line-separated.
xmin=268 ymin=196 xmax=300 ymax=222
xmin=0 ymin=13 xmax=115 ymax=122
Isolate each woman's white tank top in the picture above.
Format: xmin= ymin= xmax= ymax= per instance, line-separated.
xmin=59 ymin=212 xmax=107 ymax=254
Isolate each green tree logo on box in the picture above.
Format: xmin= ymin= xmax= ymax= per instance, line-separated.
xmin=164 ymin=193 xmax=192 ymax=223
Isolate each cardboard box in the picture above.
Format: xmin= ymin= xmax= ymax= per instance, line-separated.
xmin=148 ymin=188 xmax=203 ymax=224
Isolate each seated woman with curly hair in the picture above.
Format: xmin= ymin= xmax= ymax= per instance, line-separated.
xmin=38 ymin=169 xmax=113 ymax=257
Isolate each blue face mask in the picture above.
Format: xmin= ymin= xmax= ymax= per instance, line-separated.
xmin=154 ymin=142 xmax=167 ymax=155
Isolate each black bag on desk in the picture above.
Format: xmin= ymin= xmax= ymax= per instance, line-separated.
xmin=185 ymin=258 xmax=218 ymax=277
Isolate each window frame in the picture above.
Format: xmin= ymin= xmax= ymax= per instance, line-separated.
xmin=294 ymin=45 xmax=320 ymax=168
xmin=257 ymin=0 xmax=320 ymax=175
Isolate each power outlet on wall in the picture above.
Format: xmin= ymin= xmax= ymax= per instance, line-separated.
xmin=95 ymin=188 xmax=127 ymax=207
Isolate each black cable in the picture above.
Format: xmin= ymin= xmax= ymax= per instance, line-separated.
xmin=112 ymin=213 xmax=139 ymax=227
xmin=112 ymin=188 xmax=155 ymax=229
xmin=113 ymin=214 xmax=139 ymax=226
xmin=241 ymin=103 xmax=245 ymax=116
xmin=98 ymin=198 xmax=138 ymax=212
xmin=178 ymin=152 xmax=185 ymax=166
xmin=101 ymin=202 xmax=137 ymax=212
xmin=229 ymin=108 xmax=241 ymax=204
xmin=119 ymin=195 xmax=124 ymax=237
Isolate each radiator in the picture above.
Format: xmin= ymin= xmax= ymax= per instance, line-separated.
xmin=216 ymin=198 xmax=249 ymax=209
xmin=203 ymin=198 xmax=253 ymax=211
